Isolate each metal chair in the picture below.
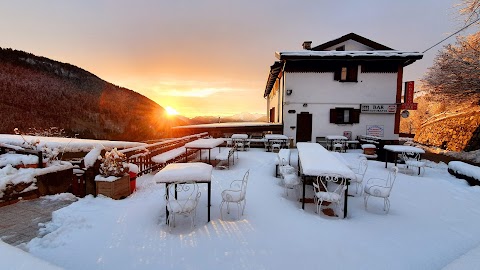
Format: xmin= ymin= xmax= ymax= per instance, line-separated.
xmin=332 ymin=140 xmax=345 ymax=152
xmin=313 ymin=174 xmax=347 ymax=217
xmin=165 ymin=181 xmax=201 ymax=230
xmin=402 ymin=152 xmax=426 ymax=176
xmin=278 ymin=158 xmax=300 ymax=198
xmin=220 ymin=170 xmax=250 ymax=220
xmin=364 ymin=167 xmax=398 ymax=213
xmin=350 ymin=156 xmax=368 ymax=195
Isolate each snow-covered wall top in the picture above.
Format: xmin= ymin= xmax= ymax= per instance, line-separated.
xmin=0 ymin=135 xmax=146 ymax=153
xmin=277 ymin=51 xmax=423 ymax=58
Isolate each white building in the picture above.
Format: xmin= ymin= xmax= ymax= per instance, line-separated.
xmin=264 ymin=33 xmax=423 ymax=144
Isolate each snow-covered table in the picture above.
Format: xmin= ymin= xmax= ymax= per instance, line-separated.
xmin=231 ymin=134 xmax=249 ymax=151
xmin=383 ymin=145 xmax=425 ymax=174
xmin=264 ymin=134 xmax=289 ymax=151
xmin=184 ymin=138 xmax=225 ymax=164
xmin=297 ymin=142 xmax=356 ymax=218
xmin=326 ymin=135 xmax=348 ymax=151
xmin=154 ymin=162 xmax=213 ymax=222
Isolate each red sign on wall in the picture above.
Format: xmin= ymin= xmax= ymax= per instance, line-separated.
xmin=404 ymin=81 xmax=414 ymax=104
xmin=401 ymin=103 xmax=418 ymax=110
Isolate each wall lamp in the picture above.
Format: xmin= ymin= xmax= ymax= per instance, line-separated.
xmin=286 ymin=89 xmax=293 ymax=96
xmin=303 ymin=103 xmax=308 ymax=107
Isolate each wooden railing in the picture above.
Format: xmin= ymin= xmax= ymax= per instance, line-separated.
xmin=120 ymin=132 xmax=209 ymax=176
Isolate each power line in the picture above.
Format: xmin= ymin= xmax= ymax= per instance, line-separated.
xmin=422 ymin=17 xmax=480 ymax=53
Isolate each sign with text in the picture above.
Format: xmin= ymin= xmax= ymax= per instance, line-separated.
xmin=361 ymin=104 xmax=397 ymax=113
xmin=401 ymin=103 xmax=418 ymax=110
xmin=404 ymin=81 xmax=414 ymax=103
xmin=366 ymin=125 xmax=384 ymax=137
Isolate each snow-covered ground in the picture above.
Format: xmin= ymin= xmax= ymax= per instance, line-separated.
xmin=3 ymin=148 xmax=480 ymax=269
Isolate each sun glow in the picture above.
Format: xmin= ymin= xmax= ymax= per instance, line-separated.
xmin=165 ymin=106 xmax=179 ymax=115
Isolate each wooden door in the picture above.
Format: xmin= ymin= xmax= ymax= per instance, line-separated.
xmin=296 ymin=113 xmax=312 ymax=142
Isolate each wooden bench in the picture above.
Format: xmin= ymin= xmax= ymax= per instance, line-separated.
xmin=214 ymin=146 xmax=237 ymax=169
xmin=448 ymin=161 xmax=480 ymax=186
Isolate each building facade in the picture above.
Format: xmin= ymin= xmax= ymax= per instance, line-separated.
xmin=264 ymin=33 xmax=423 ymax=144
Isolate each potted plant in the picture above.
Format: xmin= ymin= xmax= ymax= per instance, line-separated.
xmin=95 ymin=148 xmax=131 ymax=199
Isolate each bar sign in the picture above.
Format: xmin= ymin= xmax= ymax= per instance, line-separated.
xmin=404 ymin=81 xmax=414 ymax=104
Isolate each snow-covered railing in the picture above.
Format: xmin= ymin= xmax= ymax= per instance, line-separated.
xmin=122 ymin=132 xmax=209 ymax=176
xmin=0 ymin=144 xmax=44 ymax=168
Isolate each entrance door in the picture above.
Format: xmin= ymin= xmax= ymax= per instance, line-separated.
xmin=296 ymin=112 xmax=312 ymax=142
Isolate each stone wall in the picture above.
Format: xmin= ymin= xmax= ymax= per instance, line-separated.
xmin=414 ymin=110 xmax=480 ymax=152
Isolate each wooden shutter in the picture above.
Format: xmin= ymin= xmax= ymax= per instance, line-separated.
xmin=333 ymin=69 xmax=341 ymax=81
xmin=330 ymin=108 xmax=337 ymax=123
xmin=347 ymin=65 xmax=358 ymax=82
xmin=351 ymin=109 xmax=360 ymax=123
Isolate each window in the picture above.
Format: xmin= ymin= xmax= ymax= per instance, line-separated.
xmin=334 ymin=64 xmax=358 ymax=82
xmin=330 ymin=108 xmax=360 ymax=124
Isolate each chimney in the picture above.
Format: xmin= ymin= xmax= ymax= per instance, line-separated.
xmin=302 ymin=41 xmax=312 ymax=50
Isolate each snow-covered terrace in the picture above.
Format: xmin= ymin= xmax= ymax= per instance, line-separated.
xmin=0 ymin=147 xmax=477 ymax=269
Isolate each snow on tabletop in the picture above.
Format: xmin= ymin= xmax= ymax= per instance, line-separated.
xmin=0 ymin=134 xmax=145 ymax=153
xmin=449 ymin=161 xmax=480 ymax=180
xmin=154 ymin=162 xmax=213 ymax=183
xmin=231 ymin=134 xmax=248 ymax=139
xmin=151 ymin=147 xmax=186 ymax=163
xmin=297 ymin=142 xmax=355 ymax=179
xmin=383 ymin=145 xmax=425 ymax=153
xmin=361 ymin=144 xmax=377 ymax=149
xmin=19 ymin=148 xmax=480 ymax=270
xmin=184 ymin=138 xmax=225 ymax=149
xmin=0 ymin=240 xmax=63 ymax=270
xmin=326 ymin=135 xmax=348 ymax=140
xmin=264 ymin=134 xmax=289 ymax=140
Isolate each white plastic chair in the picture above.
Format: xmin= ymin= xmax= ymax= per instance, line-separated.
xmin=220 ymin=170 xmax=249 ymax=220
xmin=313 ymin=174 xmax=347 ymax=217
xmin=350 ymin=156 xmax=368 ymax=195
xmin=364 ymin=167 xmax=398 ymax=213
xmin=164 ymin=181 xmax=201 ymax=230
xmin=402 ymin=152 xmax=426 ymax=176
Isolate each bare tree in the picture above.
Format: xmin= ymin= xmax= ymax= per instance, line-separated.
xmin=421 ymin=32 xmax=480 ymax=104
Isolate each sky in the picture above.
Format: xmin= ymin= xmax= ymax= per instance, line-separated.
xmin=0 ymin=0 xmax=472 ymax=117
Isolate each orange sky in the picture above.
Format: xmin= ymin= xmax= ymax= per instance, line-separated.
xmin=0 ymin=0 xmax=468 ymax=118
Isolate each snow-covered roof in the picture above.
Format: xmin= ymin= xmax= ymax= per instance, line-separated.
xmin=276 ymin=50 xmax=423 ymax=59
xmin=173 ymin=122 xmax=281 ymax=129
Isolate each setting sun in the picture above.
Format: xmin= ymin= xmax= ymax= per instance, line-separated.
xmin=165 ymin=106 xmax=179 ymax=115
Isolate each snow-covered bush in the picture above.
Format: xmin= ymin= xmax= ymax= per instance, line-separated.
xmin=99 ymin=148 xmax=128 ymax=177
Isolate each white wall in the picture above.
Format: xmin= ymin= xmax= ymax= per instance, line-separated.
xmin=282 ymin=71 xmax=399 ymax=142
xmin=324 ymin=40 xmax=373 ymax=51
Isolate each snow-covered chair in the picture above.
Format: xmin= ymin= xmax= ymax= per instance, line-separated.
xmin=165 ymin=181 xmax=201 ymax=230
xmin=350 ymin=156 xmax=368 ymax=195
xmin=278 ymin=158 xmax=300 ymax=198
xmin=364 ymin=166 xmax=398 ymax=213
xmin=282 ymin=173 xmax=301 ymax=198
xmin=313 ymin=174 xmax=347 ymax=217
xmin=220 ymin=170 xmax=249 ymax=220
xmin=332 ymin=140 xmax=346 ymax=152
xmin=402 ymin=152 xmax=426 ymax=176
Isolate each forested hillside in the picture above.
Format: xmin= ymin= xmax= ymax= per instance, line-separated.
xmin=0 ymin=48 xmax=188 ymax=141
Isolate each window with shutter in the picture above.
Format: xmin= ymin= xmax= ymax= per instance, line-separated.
xmin=329 ymin=108 xmax=360 ymax=124
xmin=333 ymin=64 xmax=358 ymax=82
